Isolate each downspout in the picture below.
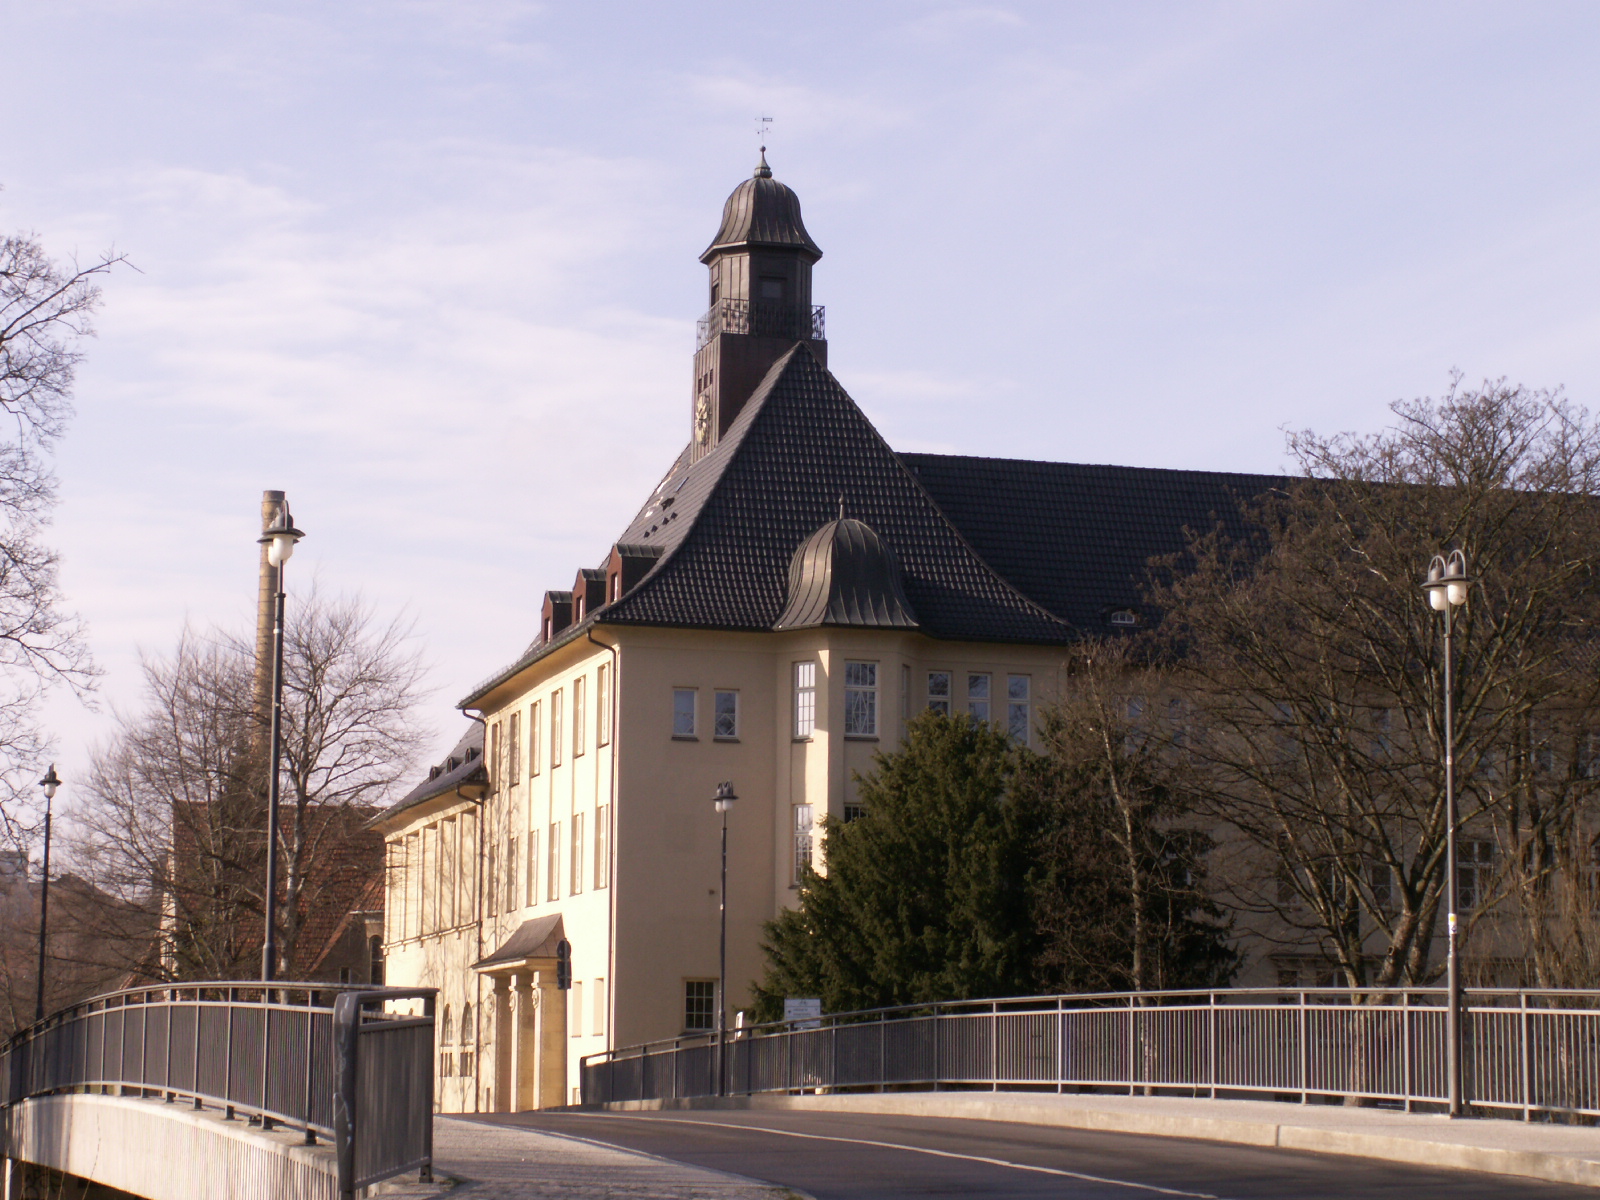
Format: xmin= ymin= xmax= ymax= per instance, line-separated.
xmin=586 ymin=628 xmax=621 ymax=1052
xmin=462 ymin=705 xmax=488 ymax=1114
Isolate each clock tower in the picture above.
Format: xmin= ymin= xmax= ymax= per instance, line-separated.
xmin=691 ymin=152 xmax=826 ymax=461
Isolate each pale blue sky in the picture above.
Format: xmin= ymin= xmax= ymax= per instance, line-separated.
xmin=6 ymin=2 xmax=1600 ymax=797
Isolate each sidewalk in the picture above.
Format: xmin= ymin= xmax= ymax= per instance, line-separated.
xmin=374 ymin=1115 xmax=805 ymax=1199
xmin=602 ymin=1091 xmax=1600 ymax=1190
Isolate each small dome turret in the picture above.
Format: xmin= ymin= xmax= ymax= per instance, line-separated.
xmin=775 ymin=518 xmax=918 ymax=630
xmin=701 ymin=152 xmax=823 ymax=264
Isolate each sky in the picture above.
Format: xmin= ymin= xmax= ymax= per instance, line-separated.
xmin=6 ymin=1 xmax=1600 ymax=821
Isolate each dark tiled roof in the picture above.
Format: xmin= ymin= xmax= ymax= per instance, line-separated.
xmin=372 ymin=722 xmax=486 ymax=826
xmin=701 ymin=154 xmax=822 ymax=263
xmin=900 ymin=454 xmax=1288 ymax=630
xmin=601 ymin=345 xmax=1071 ymax=644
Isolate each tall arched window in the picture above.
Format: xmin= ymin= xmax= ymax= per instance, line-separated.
xmin=441 ymin=1005 xmax=454 ymax=1046
xmin=368 ymin=935 xmax=384 ymax=985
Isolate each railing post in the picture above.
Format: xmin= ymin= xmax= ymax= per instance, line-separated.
xmin=1208 ymin=991 xmax=1217 ymax=1099
xmin=1519 ymin=990 xmax=1531 ymax=1122
xmin=261 ymin=989 xmax=274 ymax=1130
xmin=165 ymin=988 xmax=174 ymax=1101
xmin=881 ymin=1011 xmax=888 ymax=1093
xmin=1298 ymin=991 xmax=1309 ymax=1104
xmin=1127 ymin=995 xmax=1136 ymax=1096
xmin=224 ymin=989 xmax=236 ymax=1120
xmin=1402 ymin=989 xmax=1412 ymax=1113
xmin=989 ymin=1001 xmax=998 ymax=1092
xmin=193 ymin=990 xmax=203 ymax=1110
xmin=333 ymin=991 xmax=360 ymax=1200
xmin=305 ymin=987 xmax=318 ymax=1144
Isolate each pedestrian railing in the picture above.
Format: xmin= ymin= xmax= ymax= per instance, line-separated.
xmin=1 ymin=982 xmax=436 ymax=1198
xmin=581 ymin=987 xmax=1600 ymax=1121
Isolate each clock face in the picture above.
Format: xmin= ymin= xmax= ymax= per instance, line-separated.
xmin=695 ymin=393 xmax=711 ymax=444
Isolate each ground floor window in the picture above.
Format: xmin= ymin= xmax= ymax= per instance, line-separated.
xmin=684 ymin=980 xmax=716 ymax=1031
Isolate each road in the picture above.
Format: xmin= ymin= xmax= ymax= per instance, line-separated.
xmin=470 ymin=1109 xmax=1596 ymax=1199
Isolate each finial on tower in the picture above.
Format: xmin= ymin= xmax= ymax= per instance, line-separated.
xmin=755 ymin=115 xmax=773 ymax=177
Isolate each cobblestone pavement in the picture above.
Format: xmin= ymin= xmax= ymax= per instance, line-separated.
xmin=374 ymin=1116 xmax=804 ymax=1199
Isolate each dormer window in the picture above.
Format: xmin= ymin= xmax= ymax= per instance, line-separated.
xmin=609 ymin=573 xmax=621 ymax=603
xmin=759 ymin=277 xmax=785 ymax=301
xmin=1109 ymin=609 xmax=1139 ymax=627
xmin=543 ymin=617 xmax=552 ymax=641
xmin=575 ymin=596 xmax=585 ymax=621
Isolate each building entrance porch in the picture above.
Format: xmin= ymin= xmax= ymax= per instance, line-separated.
xmin=475 ymin=915 xmax=568 ymax=1111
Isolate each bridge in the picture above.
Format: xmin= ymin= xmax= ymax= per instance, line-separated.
xmin=1 ymin=982 xmax=436 ymax=1200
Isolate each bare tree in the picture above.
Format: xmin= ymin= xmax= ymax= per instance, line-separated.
xmin=1151 ymin=377 xmax=1600 ymax=987
xmin=0 ymin=225 xmax=119 ymax=835
xmin=72 ymin=590 xmax=429 ymax=983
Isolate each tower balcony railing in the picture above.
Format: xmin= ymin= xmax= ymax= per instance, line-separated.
xmin=696 ymin=299 xmax=825 ymax=350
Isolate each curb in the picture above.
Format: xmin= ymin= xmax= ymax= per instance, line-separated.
xmin=593 ymin=1092 xmax=1600 ymax=1189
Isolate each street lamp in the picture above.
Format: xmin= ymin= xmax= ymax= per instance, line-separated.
xmin=34 ymin=764 xmax=60 ymax=1023
xmin=712 ymin=780 xmax=737 ymax=1096
xmin=1422 ymin=547 xmax=1472 ymax=1118
xmin=259 ymin=501 xmax=305 ymax=983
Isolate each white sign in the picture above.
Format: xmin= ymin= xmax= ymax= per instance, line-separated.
xmin=784 ymin=997 xmax=822 ymax=1029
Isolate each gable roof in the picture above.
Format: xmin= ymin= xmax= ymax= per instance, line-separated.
xmin=600 ymin=345 xmax=1072 ymax=644
xmin=901 ymin=454 xmax=1288 ymax=630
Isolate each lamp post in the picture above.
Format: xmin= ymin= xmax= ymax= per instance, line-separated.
xmin=712 ymin=780 xmax=737 ymax=1096
xmin=1422 ymin=548 xmax=1472 ymax=1118
xmin=260 ymin=502 xmax=305 ymax=983
xmin=34 ymin=764 xmax=60 ymax=1023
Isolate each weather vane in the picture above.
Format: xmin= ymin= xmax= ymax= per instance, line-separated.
xmin=756 ymin=115 xmax=773 ymax=153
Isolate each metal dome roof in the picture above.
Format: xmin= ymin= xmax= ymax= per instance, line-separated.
xmin=775 ymin=517 xmax=918 ymax=630
xmin=700 ymin=152 xmax=823 ymax=264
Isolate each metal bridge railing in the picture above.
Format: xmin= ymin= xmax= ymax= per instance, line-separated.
xmin=581 ymin=987 xmax=1600 ymax=1121
xmin=1 ymin=982 xmax=436 ymax=1198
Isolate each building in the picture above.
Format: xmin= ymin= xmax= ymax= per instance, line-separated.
xmin=374 ymin=154 xmax=1291 ymax=1111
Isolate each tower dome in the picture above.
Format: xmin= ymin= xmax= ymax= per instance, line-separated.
xmin=775 ymin=518 xmax=918 ymax=630
xmin=701 ymin=151 xmax=823 ymax=264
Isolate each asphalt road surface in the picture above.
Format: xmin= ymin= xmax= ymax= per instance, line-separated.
xmin=471 ymin=1109 xmax=1596 ymax=1200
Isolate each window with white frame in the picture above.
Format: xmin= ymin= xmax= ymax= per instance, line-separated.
xmin=490 ymin=721 xmax=502 ymax=792
xmin=792 ymin=804 xmax=814 ymax=885
xmin=593 ymin=977 xmax=607 ymax=1038
xmin=844 ymin=661 xmax=878 ymax=736
xmin=1007 ymin=675 xmax=1030 ymax=743
xmin=486 ymin=841 xmax=498 ymax=918
xmin=598 ymin=663 xmax=612 ymax=746
xmin=530 ymin=701 xmax=542 ymax=776
xmin=546 ymin=822 xmax=561 ymax=902
xmin=673 ymin=688 xmax=697 ymax=738
xmin=526 ymin=828 xmax=539 ymax=907
xmin=1458 ymin=840 xmax=1494 ymax=912
xmin=967 ymin=673 xmax=991 ymax=723
xmin=505 ymin=835 xmax=518 ymax=911
xmin=595 ymin=804 xmax=610 ymax=889
xmin=571 ymin=811 xmax=585 ymax=895
xmin=574 ymin=676 xmax=586 ymax=757
xmin=793 ymin=662 xmax=816 ymax=739
xmin=551 ymin=689 xmax=564 ymax=767
xmin=714 ymin=690 xmax=739 ymax=739
xmin=927 ymin=671 xmax=951 ymax=715
xmin=684 ymin=980 xmax=716 ymax=1031
xmin=571 ymin=980 xmax=584 ymax=1037
xmin=508 ymin=711 xmax=521 ymax=785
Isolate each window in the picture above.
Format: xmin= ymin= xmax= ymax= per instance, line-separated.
xmin=792 ymin=805 xmax=814 ymax=885
xmin=1368 ymin=860 xmax=1395 ymax=915
xmin=439 ymin=1004 xmax=454 ymax=1078
xmin=442 ymin=819 xmax=457 ymax=928
xmin=369 ymin=936 xmax=384 ymax=985
xmin=968 ymin=673 xmax=991 ymax=723
xmin=505 ymin=835 xmax=518 ymax=911
xmin=526 ymin=828 xmax=539 ymax=907
xmin=547 ymin=822 xmax=561 ymax=902
xmin=901 ymin=664 xmax=910 ymax=724
xmin=759 ymin=277 xmax=785 ymax=300
xmin=571 ymin=811 xmax=585 ymax=895
xmin=460 ymin=811 xmax=476 ymax=923
xmin=598 ymin=664 xmax=612 ymax=746
xmin=793 ymin=662 xmax=816 ymax=738
xmin=714 ymin=690 xmax=739 ymax=739
xmin=529 ymin=701 xmax=542 ymax=776
xmin=844 ymin=662 xmax=878 ymax=737
xmin=574 ymin=677 xmax=586 ymax=757
xmin=508 ymin=711 xmax=521 ymax=785
xmin=490 ymin=721 xmax=502 ymax=792
xmin=594 ymin=978 xmax=607 ymax=1039
xmin=551 ymin=690 xmax=564 ymax=767
xmin=843 ymin=802 xmax=866 ymax=823
xmin=571 ymin=981 xmax=584 ymax=1037
xmin=684 ymin=980 xmax=716 ymax=1031
xmin=927 ymin=671 xmax=951 ymax=715
xmin=486 ymin=842 xmax=498 ymax=917
xmin=459 ymin=1003 xmax=474 ymax=1077
xmin=595 ymin=804 xmax=610 ymax=889
xmin=1458 ymin=840 xmax=1495 ymax=912
xmin=1109 ymin=609 xmax=1139 ymax=627
xmin=1007 ymin=675 xmax=1031 ymax=743
xmin=673 ymin=688 xmax=697 ymax=738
